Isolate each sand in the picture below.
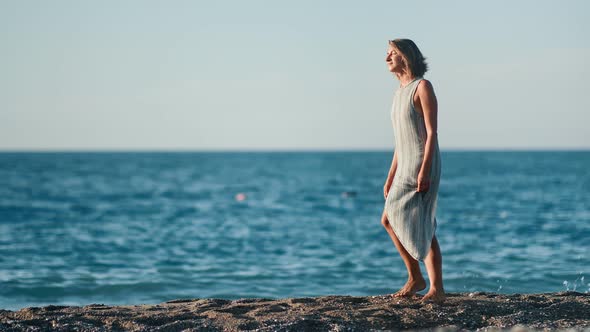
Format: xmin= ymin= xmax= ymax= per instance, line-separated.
xmin=0 ymin=291 xmax=588 ymax=331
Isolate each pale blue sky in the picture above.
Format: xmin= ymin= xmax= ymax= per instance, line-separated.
xmin=1 ymin=0 xmax=588 ymax=150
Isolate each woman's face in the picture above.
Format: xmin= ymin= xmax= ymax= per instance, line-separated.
xmin=385 ymin=45 xmax=404 ymax=73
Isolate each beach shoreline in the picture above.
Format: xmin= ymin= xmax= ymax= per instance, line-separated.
xmin=1 ymin=291 xmax=588 ymax=331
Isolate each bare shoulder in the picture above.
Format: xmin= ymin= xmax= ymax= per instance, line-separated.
xmin=417 ymin=79 xmax=434 ymax=91
xmin=417 ymin=79 xmax=436 ymax=98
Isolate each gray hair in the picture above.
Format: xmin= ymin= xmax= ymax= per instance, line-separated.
xmin=388 ymin=39 xmax=429 ymax=77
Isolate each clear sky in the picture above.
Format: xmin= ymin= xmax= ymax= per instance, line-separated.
xmin=1 ymin=0 xmax=588 ymax=151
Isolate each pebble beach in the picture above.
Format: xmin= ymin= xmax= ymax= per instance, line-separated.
xmin=1 ymin=291 xmax=588 ymax=331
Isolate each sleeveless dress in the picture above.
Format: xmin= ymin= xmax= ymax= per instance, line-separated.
xmin=383 ymin=77 xmax=441 ymax=261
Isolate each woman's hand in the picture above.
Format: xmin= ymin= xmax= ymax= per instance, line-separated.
xmin=416 ymin=171 xmax=430 ymax=193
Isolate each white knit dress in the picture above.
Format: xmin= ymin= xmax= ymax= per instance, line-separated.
xmin=384 ymin=77 xmax=441 ymax=261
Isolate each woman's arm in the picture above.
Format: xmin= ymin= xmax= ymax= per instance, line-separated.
xmin=386 ymin=149 xmax=398 ymax=186
xmin=416 ymin=79 xmax=438 ymax=192
xmin=384 ymin=149 xmax=398 ymax=198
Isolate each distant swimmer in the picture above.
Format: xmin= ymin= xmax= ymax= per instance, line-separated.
xmin=235 ymin=193 xmax=247 ymax=201
xmin=341 ymin=191 xmax=357 ymax=198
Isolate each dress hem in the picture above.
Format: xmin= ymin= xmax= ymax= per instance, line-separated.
xmin=384 ymin=203 xmax=435 ymax=262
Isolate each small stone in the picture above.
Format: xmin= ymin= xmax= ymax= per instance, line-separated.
xmin=510 ymin=324 xmax=530 ymax=332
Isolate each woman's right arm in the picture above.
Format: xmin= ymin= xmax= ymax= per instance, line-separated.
xmin=384 ymin=150 xmax=398 ymax=198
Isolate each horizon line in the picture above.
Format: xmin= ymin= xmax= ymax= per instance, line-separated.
xmin=0 ymin=147 xmax=589 ymax=153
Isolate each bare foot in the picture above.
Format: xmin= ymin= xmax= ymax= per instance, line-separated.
xmin=421 ymin=288 xmax=446 ymax=304
xmin=391 ymin=278 xmax=427 ymax=298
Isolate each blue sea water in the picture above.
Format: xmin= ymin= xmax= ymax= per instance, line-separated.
xmin=0 ymin=151 xmax=588 ymax=310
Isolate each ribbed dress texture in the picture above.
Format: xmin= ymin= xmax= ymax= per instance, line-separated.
xmin=384 ymin=77 xmax=441 ymax=261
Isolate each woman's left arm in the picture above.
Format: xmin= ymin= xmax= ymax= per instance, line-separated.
xmin=416 ymin=79 xmax=438 ymax=193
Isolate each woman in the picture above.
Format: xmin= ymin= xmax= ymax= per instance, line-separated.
xmin=382 ymin=39 xmax=444 ymax=303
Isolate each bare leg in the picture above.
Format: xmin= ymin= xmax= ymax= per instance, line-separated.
xmin=381 ymin=210 xmax=426 ymax=298
xmin=422 ymin=235 xmax=446 ymax=303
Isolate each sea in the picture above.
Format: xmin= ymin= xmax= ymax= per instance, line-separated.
xmin=0 ymin=151 xmax=588 ymax=310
